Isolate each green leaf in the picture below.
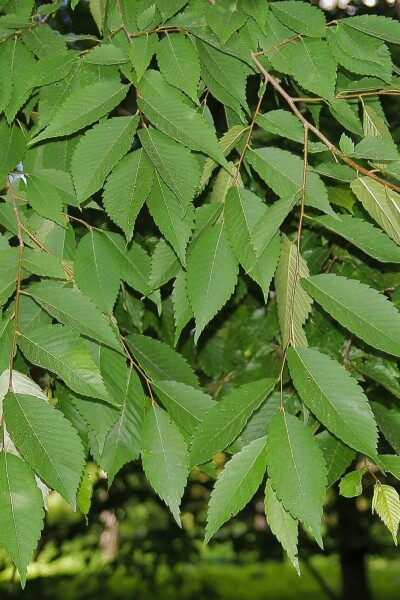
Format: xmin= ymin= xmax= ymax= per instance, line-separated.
xmin=128 ymin=34 xmax=159 ymax=81
xmin=354 ymin=357 xmax=400 ymax=400
xmin=380 ymin=455 xmax=400 ymax=480
xmin=247 ymin=147 xmax=335 ymax=217
xmin=96 ymin=368 xmax=145 ymax=484
xmin=75 ymin=230 xmax=121 ymax=315
xmin=29 ymin=52 xmax=76 ymax=89
xmin=30 ymin=81 xmax=129 ymax=145
xmin=4 ymin=392 xmax=85 ymax=507
xmin=205 ymin=436 xmax=268 ymax=543
xmin=77 ymin=463 xmax=96 ymax=516
xmin=250 ymin=194 xmax=297 ymax=265
xmin=343 ymin=14 xmax=400 ymax=45
xmin=187 ymin=222 xmax=239 ymax=342
xmin=0 ymin=452 xmax=44 ymax=587
xmin=0 ymin=319 xmax=13 ymax=374
xmin=351 ymin=137 xmax=400 ymax=162
xmin=125 ymin=333 xmax=199 ymax=388
xmin=156 ymin=33 xmax=200 ymax=103
xmin=350 ymin=177 xmax=400 ymax=246
xmin=155 ymin=0 xmax=187 ymax=20
xmin=264 ymin=479 xmax=299 ymax=575
xmin=0 ymin=248 xmax=18 ymax=307
xmin=276 ymin=38 xmax=337 ymax=99
xmin=26 ymin=280 xmax=121 ymax=351
xmin=289 ymin=347 xmax=378 ymax=458
xmin=205 ymin=1 xmax=248 ymax=44
xmin=190 ymin=378 xmax=276 ymax=467
xmin=22 ymin=248 xmax=67 ymax=280
xmin=328 ymin=98 xmax=363 ymax=137
xmin=270 ymin=1 xmax=326 ymax=37
xmin=327 ymin=25 xmax=392 ymax=83
xmin=141 ymin=403 xmax=189 ymax=525
xmin=4 ymin=39 xmax=35 ymax=122
xmin=371 ymin=402 xmax=400 ymax=455
xmin=312 ymin=214 xmax=400 ymax=264
xmin=363 ymin=104 xmax=391 ymax=140
xmin=103 ymin=149 xmax=153 ymax=242
xmin=149 ymin=239 xmax=180 ymax=291
xmin=199 ymin=124 xmax=247 ymax=191
xmin=275 ymin=235 xmax=312 ymax=348
xmin=225 ymin=187 xmax=284 ymax=301
xmin=172 ymin=269 xmax=193 ymax=345
xmin=302 ymin=274 xmax=400 ymax=358
xmin=146 ymin=173 xmax=194 ymax=265
xmin=0 ymin=42 xmax=13 ymax=114
xmin=317 ymin=430 xmax=355 ymax=488
xmin=137 ymin=70 xmax=227 ymax=166
xmin=339 ymin=469 xmax=366 ymax=498
xmin=0 ymin=125 xmax=26 ymax=187
xmin=152 ymin=380 xmax=214 ymax=434
xmin=266 ymin=411 xmax=327 ymax=546
xmin=89 ymin=0 xmax=106 ymax=33
xmin=71 ymin=116 xmax=139 ymax=203
xmin=18 ymin=324 xmax=111 ymax=402
xmin=139 ymin=127 xmax=200 ymax=208
xmin=196 ymin=40 xmax=250 ymax=113
xmin=26 ymin=173 xmax=64 ymax=226
xmin=372 ymin=483 xmax=400 ymax=544
xmin=256 ymin=109 xmax=300 ymax=141
xmin=82 ymin=44 xmax=129 ymax=65
xmin=72 ymin=394 xmax=120 ymax=455
xmin=104 ymin=232 xmax=152 ymax=298
xmin=242 ymin=0 xmax=269 ymax=29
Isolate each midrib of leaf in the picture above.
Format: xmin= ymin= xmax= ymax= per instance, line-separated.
xmin=202 ymin=224 xmax=224 ymax=311
xmin=10 ymin=394 xmax=66 ymax=496
xmin=154 ymin=408 xmax=176 ymax=509
xmin=284 ymin=416 xmax=307 ymax=511
xmin=157 ymin=177 xmax=186 ymax=250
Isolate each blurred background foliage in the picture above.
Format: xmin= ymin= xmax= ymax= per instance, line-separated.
xmin=1 ymin=0 xmax=400 ymax=599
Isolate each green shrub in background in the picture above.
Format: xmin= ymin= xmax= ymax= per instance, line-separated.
xmin=0 ymin=0 xmax=399 ymax=588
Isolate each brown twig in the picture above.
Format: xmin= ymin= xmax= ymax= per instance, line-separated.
xmin=292 ymin=90 xmax=400 ymax=103
xmin=251 ymin=52 xmax=400 ymax=194
xmin=253 ymin=34 xmax=301 ymax=57
xmin=116 ymin=0 xmax=133 ymax=42
xmin=232 ymin=89 xmax=265 ymax=185
xmin=120 ymin=337 xmax=155 ymax=403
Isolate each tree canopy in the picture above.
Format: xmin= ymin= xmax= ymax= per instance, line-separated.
xmin=0 ymin=0 xmax=399 ymax=586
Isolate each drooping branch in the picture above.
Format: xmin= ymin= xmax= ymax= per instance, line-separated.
xmin=251 ymin=52 xmax=400 ymax=195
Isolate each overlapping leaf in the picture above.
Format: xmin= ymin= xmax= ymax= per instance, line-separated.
xmin=190 ymin=378 xmax=276 ymax=467
xmin=266 ymin=412 xmax=327 ymax=546
xmin=206 ymin=436 xmax=268 ymax=543
xmin=302 ymin=274 xmax=400 ymax=357
xmin=288 ymin=347 xmax=379 ymax=458
xmin=4 ymin=392 xmax=85 ymax=507
xmin=0 ymin=453 xmax=44 ymax=587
